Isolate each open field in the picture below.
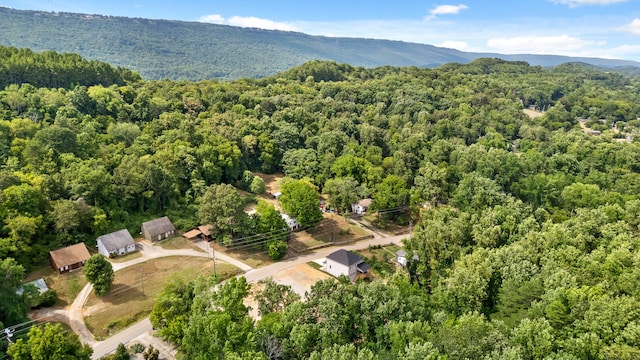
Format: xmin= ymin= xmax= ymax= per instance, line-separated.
xmin=25 ymin=266 xmax=87 ymax=307
xmin=84 ymin=256 xmax=240 ymax=340
xmin=523 ymin=108 xmax=545 ymax=118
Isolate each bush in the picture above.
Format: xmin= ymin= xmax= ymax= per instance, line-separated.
xmin=130 ymin=343 xmax=145 ymax=354
xmin=250 ymin=176 xmax=266 ymax=194
xmin=38 ymin=290 xmax=58 ymax=307
xmin=266 ymin=240 xmax=287 ymax=260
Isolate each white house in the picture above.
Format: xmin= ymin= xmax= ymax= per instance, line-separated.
xmin=97 ymin=229 xmax=136 ymax=257
xmin=323 ymin=249 xmax=370 ymax=282
xmin=351 ymin=198 xmax=372 ymax=215
xmin=281 ymin=213 xmax=300 ymax=231
xmin=396 ymin=249 xmax=407 ymax=266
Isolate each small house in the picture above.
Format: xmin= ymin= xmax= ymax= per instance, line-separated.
xmin=49 ymin=243 xmax=91 ymax=274
xmin=396 ymin=249 xmax=407 ymax=266
xmin=141 ymin=216 xmax=176 ymax=242
xmin=323 ymin=249 xmax=370 ymax=282
xmin=351 ymin=198 xmax=372 ymax=215
xmin=97 ymin=229 xmax=136 ymax=257
xmin=281 ymin=213 xmax=300 ymax=231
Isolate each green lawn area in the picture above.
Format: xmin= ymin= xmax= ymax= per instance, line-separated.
xmin=84 ymin=256 xmax=241 ymax=340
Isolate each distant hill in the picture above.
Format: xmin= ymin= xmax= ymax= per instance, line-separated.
xmin=1 ymin=7 xmax=639 ymax=81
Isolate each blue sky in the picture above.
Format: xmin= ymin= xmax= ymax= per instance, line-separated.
xmin=2 ymin=0 xmax=640 ymax=61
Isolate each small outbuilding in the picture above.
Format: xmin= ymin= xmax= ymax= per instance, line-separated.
xmin=49 ymin=243 xmax=91 ymax=274
xmin=396 ymin=249 xmax=407 ymax=266
xmin=323 ymin=249 xmax=370 ymax=282
xmin=141 ymin=216 xmax=176 ymax=242
xmin=352 ymin=198 xmax=373 ymax=215
xmin=281 ymin=213 xmax=300 ymax=231
xmin=96 ymin=229 xmax=136 ymax=257
xmin=16 ymin=278 xmax=49 ymax=295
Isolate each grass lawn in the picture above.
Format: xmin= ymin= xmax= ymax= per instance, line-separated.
xmin=84 ymin=256 xmax=241 ymax=340
xmin=159 ymin=236 xmax=205 ymax=252
xmin=25 ymin=266 xmax=87 ymax=307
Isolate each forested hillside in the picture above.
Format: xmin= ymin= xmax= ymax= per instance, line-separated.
xmin=2 ymin=52 xmax=640 ymax=358
xmin=2 ymin=7 xmax=639 ymax=80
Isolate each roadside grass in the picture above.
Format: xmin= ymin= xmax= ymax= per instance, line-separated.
xmin=224 ymin=248 xmax=272 ymax=268
xmin=84 ymin=256 xmax=241 ymax=340
xmin=25 ymin=266 xmax=87 ymax=306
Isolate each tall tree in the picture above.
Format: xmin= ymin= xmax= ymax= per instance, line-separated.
xmin=6 ymin=323 xmax=92 ymax=360
xmin=83 ymin=254 xmax=114 ymax=295
xmin=197 ymin=183 xmax=250 ymax=244
xmin=279 ymin=178 xmax=322 ymax=228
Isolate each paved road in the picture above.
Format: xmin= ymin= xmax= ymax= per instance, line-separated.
xmin=91 ymin=318 xmax=153 ymax=360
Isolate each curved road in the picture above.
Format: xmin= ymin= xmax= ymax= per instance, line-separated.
xmin=66 ymin=228 xmax=411 ymax=359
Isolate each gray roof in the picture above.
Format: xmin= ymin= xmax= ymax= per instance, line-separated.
xmin=396 ymin=249 xmax=407 ymax=257
xmin=326 ymin=249 xmax=363 ymax=266
xmin=142 ymin=216 xmax=175 ymax=237
xmin=16 ymin=278 xmax=49 ymax=295
xmin=97 ymin=229 xmax=135 ymax=252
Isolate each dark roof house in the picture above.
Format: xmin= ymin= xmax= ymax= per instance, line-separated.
xmin=324 ymin=249 xmax=370 ymax=282
xmin=141 ymin=216 xmax=176 ymax=242
xmin=49 ymin=243 xmax=91 ymax=273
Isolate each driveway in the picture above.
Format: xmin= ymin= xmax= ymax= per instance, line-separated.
xmin=269 ymin=263 xmax=332 ymax=297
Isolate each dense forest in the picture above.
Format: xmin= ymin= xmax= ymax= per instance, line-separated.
xmin=2 ymin=7 xmax=640 ymax=80
xmin=2 ymin=46 xmax=640 ymax=358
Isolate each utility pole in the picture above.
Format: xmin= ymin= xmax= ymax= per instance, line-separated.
xmin=210 ymin=242 xmax=217 ymax=278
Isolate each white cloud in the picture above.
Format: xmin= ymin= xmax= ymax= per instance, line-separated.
xmin=425 ymin=4 xmax=468 ymax=20
xmin=618 ymin=18 xmax=640 ymax=35
xmin=486 ymin=35 xmax=594 ymax=54
xmin=198 ymin=14 xmax=225 ymax=24
xmin=551 ymin=0 xmax=628 ymax=7
xmin=196 ymin=14 xmax=296 ymax=31
xmin=437 ymin=40 xmax=472 ymax=51
xmin=227 ymin=16 xmax=297 ymax=31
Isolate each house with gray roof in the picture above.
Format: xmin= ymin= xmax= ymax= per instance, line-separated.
xmin=97 ymin=229 xmax=136 ymax=257
xmin=323 ymin=249 xmax=370 ymax=282
xmin=141 ymin=216 xmax=175 ymax=242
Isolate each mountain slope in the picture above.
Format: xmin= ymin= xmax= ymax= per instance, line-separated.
xmin=1 ymin=7 xmax=638 ymax=80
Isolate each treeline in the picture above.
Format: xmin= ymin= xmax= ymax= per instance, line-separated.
xmin=0 ymin=46 xmax=140 ymax=89
xmin=2 ymin=55 xmax=640 ymax=357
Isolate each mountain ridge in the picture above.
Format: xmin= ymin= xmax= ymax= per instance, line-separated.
xmin=1 ymin=7 xmax=639 ymax=81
